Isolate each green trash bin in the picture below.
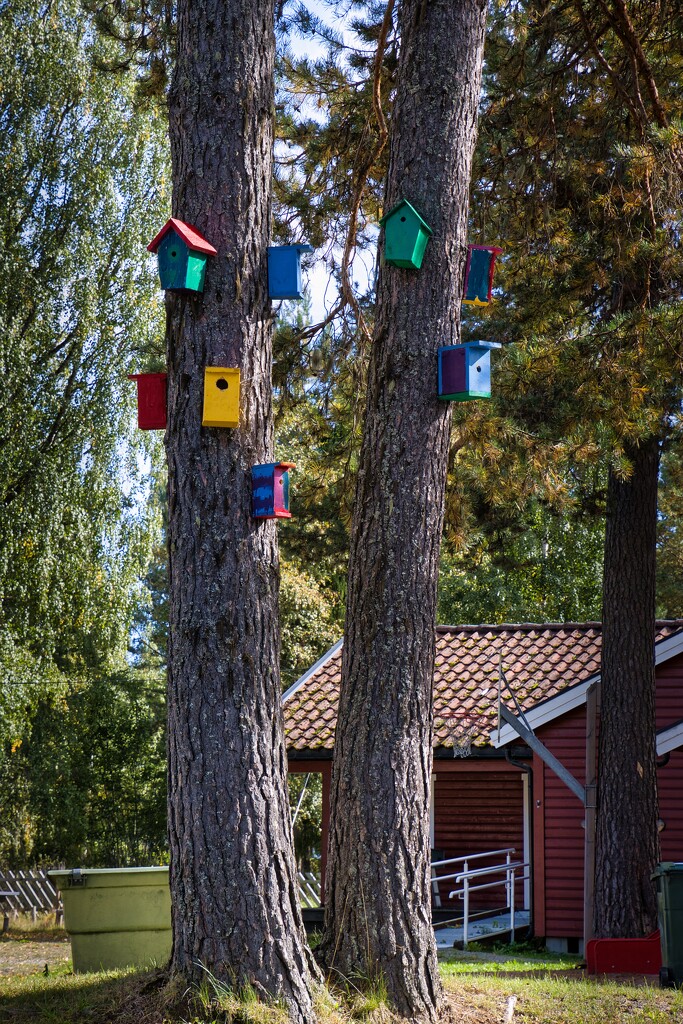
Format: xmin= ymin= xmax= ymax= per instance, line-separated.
xmin=49 ymin=866 xmax=171 ymax=973
xmin=652 ymin=862 xmax=683 ymax=988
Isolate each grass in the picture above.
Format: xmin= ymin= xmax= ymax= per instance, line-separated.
xmin=441 ymin=972 xmax=683 ymax=1023
xmin=2 ymin=910 xmax=66 ymax=942
xmin=438 ymin=939 xmax=581 ymax=975
xmin=1 ymin=937 xmax=683 ymax=1024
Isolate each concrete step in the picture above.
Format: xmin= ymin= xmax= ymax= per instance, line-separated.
xmin=434 ymin=909 xmax=531 ymax=948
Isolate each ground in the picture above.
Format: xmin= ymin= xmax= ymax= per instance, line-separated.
xmin=1 ymin=925 xmax=682 ymax=1024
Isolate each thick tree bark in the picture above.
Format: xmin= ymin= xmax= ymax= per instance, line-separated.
xmin=594 ymin=436 xmax=661 ymax=937
xmin=317 ymin=1 xmax=487 ymax=1019
xmin=164 ymin=2 xmax=315 ymax=1018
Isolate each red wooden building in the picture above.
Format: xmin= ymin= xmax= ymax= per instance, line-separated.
xmin=283 ymin=622 xmax=683 ymax=952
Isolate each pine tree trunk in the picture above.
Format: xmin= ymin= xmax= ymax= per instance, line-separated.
xmin=594 ymin=436 xmax=661 ymax=937
xmin=317 ymin=1 xmax=487 ymax=1018
xmin=164 ymin=2 xmax=315 ymax=1017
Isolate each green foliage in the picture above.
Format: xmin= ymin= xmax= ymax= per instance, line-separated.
xmin=0 ymin=0 xmax=169 ymax=866
xmin=288 ymin=772 xmax=323 ymax=875
xmin=436 ymin=0 xmax=683 ymax=623
xmin=280 ymin=562 xmax=339 ymax=689
xmin=0 ymin=0 xmax=168 ymax=669
xmin=23 ymin=668 xmax=166 ymax=867
xmin=438 ymin=503 xmax=604 ymax=626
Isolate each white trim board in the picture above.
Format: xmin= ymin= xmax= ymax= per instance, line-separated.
xmin=281 ymin=638 xmax=343 ymax=705
xmin=492 ymin=629 xmax=683 ymax=748
xmin=658 ymin=720 xmax=683 ymax=756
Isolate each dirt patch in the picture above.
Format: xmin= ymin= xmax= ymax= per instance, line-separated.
xmin=0 ymin=937 xmax=71 ymax=977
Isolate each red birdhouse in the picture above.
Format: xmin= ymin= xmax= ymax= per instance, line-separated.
xmin=128 ymin=373 xmax=167 ymax=430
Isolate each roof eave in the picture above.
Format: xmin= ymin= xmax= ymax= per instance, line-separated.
xmin=491 ymin=627 xmax=683 ymax=748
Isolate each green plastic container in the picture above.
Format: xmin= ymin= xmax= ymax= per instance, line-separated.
xmin=48 ymin=866 xmax=171 ymax=973
xmin=652 ymin=862 xmax=683 ymax=988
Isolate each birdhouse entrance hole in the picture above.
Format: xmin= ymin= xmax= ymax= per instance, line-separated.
xmin=202 ymin=367 xmax=240 ymax=427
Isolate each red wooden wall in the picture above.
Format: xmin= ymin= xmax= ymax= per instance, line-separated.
xmin=432 ymin=760 xmax=525 ymax=909
xmin=656 ymin=653 xmax=683 ymax=862
xmin=659 ymin=750 xmax=683 ymax=860
xmin=535 ymin=650 xmax=683 ymax=940
xmin=534 ymin=707 xmax=586 ymax=938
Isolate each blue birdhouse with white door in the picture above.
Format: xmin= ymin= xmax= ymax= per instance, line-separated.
xmin=252 ymin=462 xmax=296 ymax=519
xmin=147 ymin=218 xmax=217 ymax=293
xmin=267 ymin=245 xmax=313 ymax=300
xmin=463 ymin=245 xmax=503 ymax=306
xmin=438 ymin=342 xmax=501 ymax=401
xmin=379 ymin=199 xmax=433 ymax=270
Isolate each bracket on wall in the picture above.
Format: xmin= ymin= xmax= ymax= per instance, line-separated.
xmin=497 ymin=661 xmax=586 ymax=805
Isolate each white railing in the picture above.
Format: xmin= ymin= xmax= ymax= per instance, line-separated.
xmin=298 ymin=871 xmax=322 ymax=908
xmin=431 ymin=848 xmax=530 ymax=948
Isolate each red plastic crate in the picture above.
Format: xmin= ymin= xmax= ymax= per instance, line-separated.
xmin=586 ymin=931 xmax=662 ymax=974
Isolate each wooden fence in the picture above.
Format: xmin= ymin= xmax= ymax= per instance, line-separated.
xmin=0 ymin=867 xmax=322 ymax=919
xmin=0 ymin=869 xmax=59 ymax=927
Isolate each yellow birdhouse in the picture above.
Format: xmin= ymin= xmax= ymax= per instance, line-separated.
xmin=202 ymin=368 xmax=240 ymax=427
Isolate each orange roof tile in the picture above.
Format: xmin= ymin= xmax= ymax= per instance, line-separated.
xmin=283 ymin=622 xmax=683 ymax=753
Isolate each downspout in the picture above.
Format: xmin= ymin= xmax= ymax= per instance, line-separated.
xmin=506 ymin=749 xmax=534 ymax=938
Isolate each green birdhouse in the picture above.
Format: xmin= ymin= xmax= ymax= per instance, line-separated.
xmin=147 ymin=218 xmax=217 ymax=293
xmin=379 ymin=199 xmax=433 ymax=270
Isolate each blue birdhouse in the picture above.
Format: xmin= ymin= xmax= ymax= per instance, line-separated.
xmin=463 ymin=245 xmax=503 ymax=306
xmin=147 ymin=218 xmax=217 ymax=294
xmin=379 ymin=199 xmax=433 ymax=270
xmin=252 ymin=462 xmax=296 ymax=519
xmin=438 ymin=342 xmax=502 ymax=401
xmin=267 ymin=245 xmax=314 ymax=300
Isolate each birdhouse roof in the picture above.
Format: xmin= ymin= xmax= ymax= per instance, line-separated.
xmin=379 ymin=199 xmax=433 ymax=235
xmin=268 ymin=244 xmax=314 ymax=254
xmin=147 ymin=218 xmax=218 ymax=256
xmin=276 ymin=462 xmax=296 ymax=471
xmin=463 ymin=340 xmax=502 ymax=351
xmin=468 ymin=244 xmax=504 ymax=255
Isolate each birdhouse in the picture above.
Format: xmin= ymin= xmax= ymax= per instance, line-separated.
xmin=128 ymin=373 xmax=167 ymax=430
xmin=147 ymin=218 xmax=217 ymax=294
xmin=463 ymin=245 xmax=503 ymax=306
xmin=267 ymin=244 xmax=314 ymax=300
xmin=437 ymin=342 xmax=501 ymax=401
xmin=252 ymin=462 xmax=295 ymax=519
xmin=202 ymin=367 xmax=240 ymax=427
xmin=379 ymin=199 xmax=433 ymax=270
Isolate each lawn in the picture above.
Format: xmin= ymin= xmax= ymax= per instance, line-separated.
xmin=1 ymin=931 xmax=682 ymax=1024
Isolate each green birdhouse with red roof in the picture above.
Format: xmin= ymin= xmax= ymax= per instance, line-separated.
xmin=379 ymin=199 xmax=433 ymax=270
xmin=147 ymin=218 xmax=217 ymax=294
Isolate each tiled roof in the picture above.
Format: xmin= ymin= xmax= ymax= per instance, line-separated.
xmin=283 ymin=621 xmax=683 ymax=753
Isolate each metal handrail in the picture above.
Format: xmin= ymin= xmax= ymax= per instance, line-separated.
xmin=430 ymin=848 xmax=518 ymax=909
xmin=431 ymin=848 xmax=516 ymax=870
xmin=455 ymin=860 xmax=525 ymax=881
xmin=446 ymin=850 xmax=529 ymax=947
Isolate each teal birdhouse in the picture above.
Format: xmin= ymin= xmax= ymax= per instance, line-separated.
xmin=147 ymin=218 xmax=217 ymax=293
xmin=379 ymin=199 xmax=433 ymax=270
xmin=438 ymin=341 xmax=501 ymax=401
